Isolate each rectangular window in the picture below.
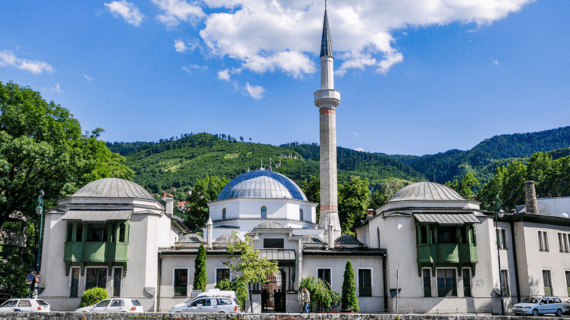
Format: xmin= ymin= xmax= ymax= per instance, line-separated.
xmin=565 ymin=234 xmax=570 ymax=253
xmin=317 ymin=269 xmax=332 ymax=286
xmin=437 ymin=269 xmax=457 ymax=297
xmin=543 ymin=270 xmax=552 ymax=296
xmin=86 ymin=268 xmax=107 ymax=290
xmin=174 ymin=269 xmax=188 ymax=296
xmin=559 ymin=233 xmax=565 ymax=252
xmin=67 ymin=224 xmax=73 ymax=242
xmin=500 ymin=270 xmax=509 ymax=296
xmin=76 ymin=224 xmax=83 ymax=242
xmin=216 ymin=268 xmax=230 ymax=284
xmin=565 ymin=271 xmax=570 ymax=296
xmin=358 ymin=269 xmax=372 ymax=297
xmin=538 ymin=231 xmax=549 ymax=252
xmin=70 ymin=268 xmax=80 ymax=298
xmin=263 ymin=238 xmax=284 ymax=248
xmin=113 ymin=268 xmax=122 ymax=297
xmin=463 ymin=269 xmax=471 ymax=297
xmin=119 ymin=224 xmax=126 ymax=243
xmin=501 ymin=229 xmax=507 ymax=249
xmin=87 ymin=226 xmax=107 ymax=242
xmin=423 ymin=269 xmax=431 ymax=297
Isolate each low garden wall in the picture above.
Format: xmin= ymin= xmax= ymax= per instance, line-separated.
xmin=0 ymin=313 xmax=553 ymax=320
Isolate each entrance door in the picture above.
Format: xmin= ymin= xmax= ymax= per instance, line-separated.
xmin=261 ymin=269 xmax=286 ymax=312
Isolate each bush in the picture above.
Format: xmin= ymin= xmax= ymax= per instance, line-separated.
xmin=341 ymin=260 xmax=359 ymax=312
xmin=215 ymin=277 xmax=248 ymax=311
xmin=300 ymin=276 xmax=341 ymax=312
xmin=80 ymin=287 xmax=108 ymax=307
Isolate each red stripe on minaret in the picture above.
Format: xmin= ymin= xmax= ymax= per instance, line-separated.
xmin=319 ymin=109 xmax=336 ymax=114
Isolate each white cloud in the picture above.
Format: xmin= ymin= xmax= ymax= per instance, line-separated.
xmin=182 ymin=64 xmax=207 ymax=73
xmin=354 ymin=147 xmax=364 ymax=152
xmin=174 ymin=39 xmax=200 ymax=53
xmin=494 ymin=60 xmax=499 ymax=65
xmin=193 ymin=0 xmax=531 ymax=77
xmin=218 ymin=69 xmax=230 ymax=81
xmin=84 ymin=74 xmax=93 ymax=81
xmin=245 ymin=82 xmax=264 ymax=99
xmin=151 ymin=0 xmax=205 ymax=28
xmin=351 ymin=132 xmax=359 ymax=136
xmin=104 ymin=0 xmax=144 ymax=27
xmin=50 ymin=83 xmax=63 ymax=94
xmin=0 ymin=50 xmax=54 ymax=74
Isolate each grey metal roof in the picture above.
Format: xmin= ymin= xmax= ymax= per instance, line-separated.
xmin=302 ymin=234 xmax=325 ymax=244
xmin=259 ymin=249 xmax=295 ymax=261
xmin=320 ymin=8 xmax=333 ymax=58
xmin=61 ymin=210 xmax=132 ymax=222
xmin=413 ymin=213 xmax=481 ymax=225
xmin=72 ymin=178 xmax=153 ymax=200
xmin=255 ymin=221 xmax=285 ymax=229
xmin=389 ymin=182 xmax=465 ymax=202
xmin=179 ymin=233 xmax=206 ymax=243
xmin=335 ymin=234 xmax=364 ymax=245
xmin=214 ymin=233 xmax=236 ymax=243
xmin=217 ymin=170 xmax=307 ymax=201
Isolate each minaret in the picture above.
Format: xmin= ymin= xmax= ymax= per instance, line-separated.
xmin=315 ymin=3 xmax=341 ymax=239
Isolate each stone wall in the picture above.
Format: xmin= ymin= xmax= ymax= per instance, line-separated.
xmin=0 ymin=313 xmax=553 ymax=320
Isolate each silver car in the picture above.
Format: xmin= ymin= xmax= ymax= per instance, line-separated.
xmin=513 ymin=296 xmax=564 ymax=317
xmin=0 ymin=298 xmax=51 ymax=312
xmin=76 ymin=298 xmax=144 ymax=313
xmin=169 ymin=297 xmax=240 ymax=313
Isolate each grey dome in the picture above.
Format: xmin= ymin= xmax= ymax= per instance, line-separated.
xmin=255 ymin=222 xmax=285 ymax=229
xmin=179 ymin=233 xmax=205 ymax=243
xmin=335 ymin=234 xmax=364 ymax=246
xmin=217 ymin=170 xmax=307 ymax=201
xmin=72 ymin=178 xmax=153 ymax=200
xmin=302 ymin=234 xmax=325 ymax=244
xmin=214 ymin=234 xmax=236 ymax=243
xmin=389 ymin=182 xmax=465 ymax=202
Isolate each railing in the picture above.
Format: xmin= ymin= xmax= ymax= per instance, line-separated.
xmin=113 ymin=287 xmax=120 ymax=297
xmin=359 ymin=287 xmax=372 ymax=297
xmin=545 ymin=287 xmax=552 ymax=296
xmin=464 ymin=287 xmax=471 ymax=297
xmin=64 ymin=242 xmax=128 ymax=263
xmin=424 ymin=287 xmax=431 ymax=297
xmin=438 ymin=286 xmax=457 ymax=297
xmin=417 ymin=244 xmax=478 ymax=264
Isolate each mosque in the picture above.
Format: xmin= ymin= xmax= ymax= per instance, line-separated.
xmin=38 ymin=4 xmax=570 ymax=315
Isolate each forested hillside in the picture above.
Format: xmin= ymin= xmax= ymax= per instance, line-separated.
xmin=108 ymin=133 xmax=426 ymax=193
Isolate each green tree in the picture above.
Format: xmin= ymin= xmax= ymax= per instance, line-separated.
xmin=0 ymin=81 xmax=133 ymax=229
xmin=80 ymin=287 xmax=109 ymax=307
xmin=225 ymin=232 xmax=279 ymax=312
xmin=299 ymin=276 xmax=341 ymax=312
xmin=458 ymin=173 xmax=480 ymax=200
xmin=193 ymin=244 xmax=207 ymax=292
xmin=445 ymin=180 xmax=459 ymax=192
xmin=341 ymin=260 xmax=359 ymax=312
xmin=338 ymin=177 xmax=370 ymax=235
xmin=301 ymin=175 xmax=320 ymax=220
xmin=216 ymin=278 xmax=248 ymax=311
xmin=185 ymin=175 xmax=230 ymax=232
xmin=369 ymin=179 xmax=409 ymax=209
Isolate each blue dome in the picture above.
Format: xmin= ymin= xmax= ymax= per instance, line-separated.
xmin=217 ymin=170 xmax=307 ymax=201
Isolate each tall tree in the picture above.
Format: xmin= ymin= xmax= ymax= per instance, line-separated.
xmin=185 ymin=175 xmax=229 ymax=232
xmin=458 ymin=173 xmax=480 ymax=200
xmin=193 ymin=244 xmax=207 ymax=292
xmin=341 ymin=260 xmax=359 ymax=312
xmin=301 ymin=175 xmax=320 ymax=219
xmin=338 ymin=177 xmax=370 ymax=235
xmin=0 ymin=81 xmax=132 ymax=228
xmin=369 ymin=179 xmax=409 ymax=209
xmin=225 ymin=232 xmax=279 ymax=312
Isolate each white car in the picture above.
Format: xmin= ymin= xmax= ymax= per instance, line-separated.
xmin=169 ymin=290 xmax=240 ymax=313
xmin=75 ymin=298 xmax=144 ymax=313
xmin=0 ymin=298 xmax=51 ymax=312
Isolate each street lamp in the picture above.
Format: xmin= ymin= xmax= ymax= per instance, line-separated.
xmin=33 ymin=190 xmax=45 ymax=299
xmin=495 ymin=209 xmax=505 ymax=315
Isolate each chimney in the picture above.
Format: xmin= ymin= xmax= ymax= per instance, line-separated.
xmin=206 ymin=217 xmax=213 ymax=249
xmin=165 ymin=198 xmax=174 ymax=216
xmin=327 ymin=219 xmax=335 ymax=250
xmin=366 ymin=208 xmax=374 ymax=220
xmin=525 ymin=181 xmax=539 ymax=214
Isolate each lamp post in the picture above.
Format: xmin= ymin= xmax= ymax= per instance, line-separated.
xmin=495 ymin=209 xmax=505 ymax=315
xmin=33 ymin=190 xmax=45 ymax=299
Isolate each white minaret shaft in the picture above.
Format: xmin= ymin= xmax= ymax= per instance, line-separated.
xmin=315 ymin=6 xmax=341 ymax=239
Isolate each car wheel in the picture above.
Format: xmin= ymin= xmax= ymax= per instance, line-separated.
xmin=532 ymin=309 xmax=539 ymax=317
xmin=556 ymin=309 xmax=562 ymax=317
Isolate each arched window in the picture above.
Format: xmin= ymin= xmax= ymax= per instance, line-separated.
xmin=300 ymin=209 xmax=304 ymax=221
xmin=222 ymin=208 xmax=226 ymax=220
xmin=421 ymin=225 xmax=428 ymax=244
xmin=261 ymin=206 xmax=267 ymax=219
xmin=377 ymin=228 xmax=381 ymax=248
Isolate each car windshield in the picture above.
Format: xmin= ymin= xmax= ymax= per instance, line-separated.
xmin=36 ymin=300 xmax=48 ymax=306
xmin=96 ymin=300 xmax=111 ymax=307
xmin=522 ymin=297 xmax=540 ymax=304
xmin=0 ymin=300 xmax=17 ymax=308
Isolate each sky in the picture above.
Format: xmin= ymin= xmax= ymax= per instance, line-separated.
xmin=1 ymin=0 xmax=569 ymax=156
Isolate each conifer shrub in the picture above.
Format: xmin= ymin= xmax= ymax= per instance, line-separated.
xmin=193 ymin=244 xmax=207 ymax=292
xmin=341 ymin=260 xmax=359 ymax=312
xmin=79 ymin=287 xmax=108 ymax=308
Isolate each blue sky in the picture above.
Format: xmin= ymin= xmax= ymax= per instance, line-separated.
xmin=1 ymin=0 xmax=569 ymax=156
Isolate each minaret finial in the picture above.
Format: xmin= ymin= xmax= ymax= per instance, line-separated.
xmin=320 ymin=1 xmax=333 ymax=58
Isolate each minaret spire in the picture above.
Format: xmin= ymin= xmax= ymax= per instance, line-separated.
xmin=315 ymin=1 xmax=341 ymax=239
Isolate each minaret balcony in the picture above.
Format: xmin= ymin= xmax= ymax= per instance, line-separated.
xmin=314 ymin=89 xmax=341 ymax=107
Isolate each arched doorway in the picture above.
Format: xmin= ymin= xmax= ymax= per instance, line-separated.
xmin=261 ymin=269 xmax=286 ymax=313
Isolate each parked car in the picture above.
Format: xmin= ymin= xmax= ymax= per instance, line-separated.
xmin=513 ymin=296 xmax=564 ymax=316
xmin=0 ymin=298 xmax=50 ymax=312
xmin=169 ymin=289 xmax=240 ymax=313
xmin=563 ymin=299 xmax=570 ymax=314
xmin=75 ymin=298 xmax=144 ymax=313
